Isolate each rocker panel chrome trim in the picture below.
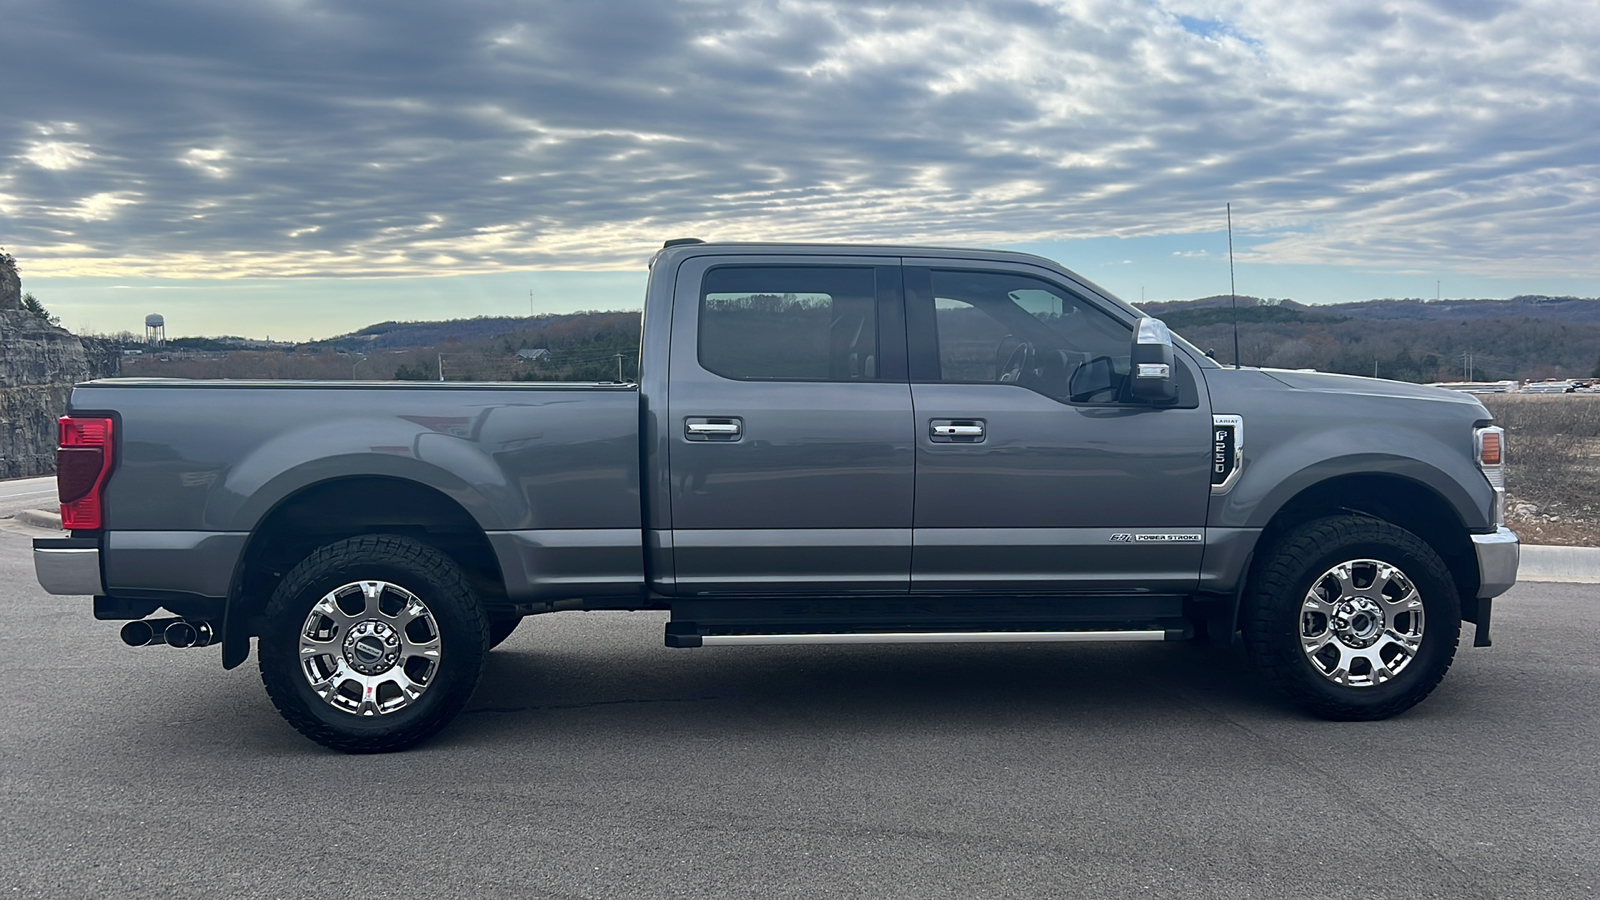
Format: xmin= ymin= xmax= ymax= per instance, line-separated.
xmin=699 ymin=629 xmax=1171 ymax=646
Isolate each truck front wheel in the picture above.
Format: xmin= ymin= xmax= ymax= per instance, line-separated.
xmin=1242 ymin=515 xmax=1461 ymax=720
xmin=258 ymin=535 xmax=489 ymax=753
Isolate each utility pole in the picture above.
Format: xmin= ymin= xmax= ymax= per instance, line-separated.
xmin=615 ymin=353 xmax=625 ymax=382
xmin=529 ymin=289 xmax=534 ymax=319
xmin=438 ymin=353 xmax=445 ymax=382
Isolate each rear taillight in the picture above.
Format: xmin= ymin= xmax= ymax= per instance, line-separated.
xmin=57 ymin=416 xmax=114 ymax=530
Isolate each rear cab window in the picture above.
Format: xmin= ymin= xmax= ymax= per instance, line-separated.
xmin=698 ymin=265 xmax=884 ymax=382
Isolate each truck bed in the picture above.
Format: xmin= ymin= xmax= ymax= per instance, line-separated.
xmin=70 ymin=379 xmax=644 ymax=605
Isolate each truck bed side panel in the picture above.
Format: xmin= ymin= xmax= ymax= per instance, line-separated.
xmin=72 ymin=381 xmax=643 ymax=599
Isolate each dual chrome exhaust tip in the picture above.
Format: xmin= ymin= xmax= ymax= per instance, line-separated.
xmin=120 ymin=617 xmax=218 ymax=649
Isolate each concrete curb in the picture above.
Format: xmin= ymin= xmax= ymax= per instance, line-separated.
xmin=5 ymin=504 xmax=1600 ymax=583
xmin=1518 ymin=544 xmax=1600 ymax=584
xmin=13 ymin=508 xmax=61 ymax=530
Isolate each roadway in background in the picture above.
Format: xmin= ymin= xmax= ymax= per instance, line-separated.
xmin=0 ymin=523 xmax=1595 ymax=899
xmin=0 ymin=476 xmax=54 ymax=520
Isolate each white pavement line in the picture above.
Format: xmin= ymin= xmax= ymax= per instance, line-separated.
xmin=1518 ymin=545 xmax=1600 ymax=584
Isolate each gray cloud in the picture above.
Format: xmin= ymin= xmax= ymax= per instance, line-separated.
xmin=1 ymin=0 xmax=1596 ymax=280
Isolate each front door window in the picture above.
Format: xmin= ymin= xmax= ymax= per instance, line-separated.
xmin=925 ymin=269 xmax=1137 ymax=405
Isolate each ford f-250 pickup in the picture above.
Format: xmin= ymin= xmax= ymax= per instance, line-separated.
xmin=34 ymin=240 xmax=1520 ymax=753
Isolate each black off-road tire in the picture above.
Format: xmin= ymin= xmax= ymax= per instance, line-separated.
xmin=487 ymin=614 xmax=523 ymax=649
xmin=259 ymin=535 xmax=489 ymax=753
xmin=1242 ymin=515 xmax=1460 ymax=721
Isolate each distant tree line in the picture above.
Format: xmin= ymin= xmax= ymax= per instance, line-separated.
xmin=1151 ymin=297 xmax=1600 ymax=383
xmin=73 ymin=292 xmax=1600 ymax=385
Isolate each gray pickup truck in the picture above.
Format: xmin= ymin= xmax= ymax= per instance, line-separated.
xmin=34 ymin=240 xmax=1519 ymax=753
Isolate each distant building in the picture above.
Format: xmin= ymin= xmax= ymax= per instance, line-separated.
xmin=1433 ymin=380 xmax=1517 ymax=394
xmin=516 ymin=348 xmax=551 ymax=362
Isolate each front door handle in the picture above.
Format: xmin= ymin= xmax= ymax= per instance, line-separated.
xmin=930 ymin=419 xmax=985 ymax=443
xmin=686 ymin=417 xmax=742 ymax=441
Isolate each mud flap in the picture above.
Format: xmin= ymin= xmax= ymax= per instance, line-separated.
xmin=1462 ymin=594 xmax=1492 ymax=648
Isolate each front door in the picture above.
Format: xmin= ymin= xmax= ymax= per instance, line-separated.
xmin=903 ymin=261 xmax=1212 ymax=593
xmin=666 ymin=255 xmax=913 ymax=594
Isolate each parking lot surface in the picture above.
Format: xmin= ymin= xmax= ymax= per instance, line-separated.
xmin=1 ymin=525 xmax=1595 ymax=899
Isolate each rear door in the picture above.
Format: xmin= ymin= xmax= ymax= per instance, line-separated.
xmin=666 ymin=255 xmax=913 ymax=594
xmin=904 ymin=261 xmax=1212 ymax=593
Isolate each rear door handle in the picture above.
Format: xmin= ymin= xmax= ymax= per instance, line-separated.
xmin=930 ymin=419 xmax=985 ymax=442
xmin=685 ymin=417 xmax=742 ymax=441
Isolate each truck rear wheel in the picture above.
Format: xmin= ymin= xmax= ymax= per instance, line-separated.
xmin=258 ymin=535 xmax=489 ymax=753
xmin=1242 ymin=515 xmax=1460 ymax=720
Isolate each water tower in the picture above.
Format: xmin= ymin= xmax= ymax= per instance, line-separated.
xmin=145 ymin=313 xmax=165 ymax=347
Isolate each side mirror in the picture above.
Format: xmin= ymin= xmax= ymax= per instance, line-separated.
xmin=1130 ymin=317 xmax=1179 ymax=403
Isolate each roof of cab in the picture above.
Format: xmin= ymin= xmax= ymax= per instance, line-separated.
xmin=650 ymin=239 xmax=1060 ymax=269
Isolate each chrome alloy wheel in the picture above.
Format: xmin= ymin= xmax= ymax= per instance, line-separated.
xmin=298 ymin=580 xmax=442 ymax=716
xmin=1299 ymin=559 xmax=1425 ymax=688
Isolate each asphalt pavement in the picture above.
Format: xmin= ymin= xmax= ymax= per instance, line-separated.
xmin=0 ymin=476 xmax=55 ymax=521
xmin=1 ymin=523 xmax=1596 ymax=899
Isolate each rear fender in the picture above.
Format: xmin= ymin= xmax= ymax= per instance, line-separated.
xmin=214 ymin=417 xmax=518 ymax=532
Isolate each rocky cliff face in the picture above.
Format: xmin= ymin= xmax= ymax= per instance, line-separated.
xmin=1 ymin=271 xmax=117 ymax=478
xmin=0 ymin=258 xmax=20 ymax=311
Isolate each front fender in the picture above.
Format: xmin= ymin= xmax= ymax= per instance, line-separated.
xmin=1212 ymin=426 xmax=1492 ymax=532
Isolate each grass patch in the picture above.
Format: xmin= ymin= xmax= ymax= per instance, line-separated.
xmin=1480 ymin=394 xmax=1600 ymax=546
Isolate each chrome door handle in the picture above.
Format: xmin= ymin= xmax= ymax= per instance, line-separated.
xmin=929 ymin=419 xmax=985 ymax=443
xmin=685 ymin=417 xmax=742 ymax=441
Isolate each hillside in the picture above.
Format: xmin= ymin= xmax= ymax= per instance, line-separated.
xmin=1142 ymin=294 xmax=1600 ymax=324
xmin=312 ymin=312 xmax=638 ymax=352
xmin=1324 ymin=295 xmax=1600 ymax=323
xmin=121 ymin=310 xmax=644 ymax=382
xmin=1139 ymin=295 xmax=1600 ymax=382
xmin=114 ymin=292 xmax=1600 ymax=385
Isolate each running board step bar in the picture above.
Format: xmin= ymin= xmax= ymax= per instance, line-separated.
xmin=665 ymin=626 xmax=1190 ymax=648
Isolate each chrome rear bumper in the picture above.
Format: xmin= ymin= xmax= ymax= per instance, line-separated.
xmin=33 ymin=537 xmax=103 ymax=596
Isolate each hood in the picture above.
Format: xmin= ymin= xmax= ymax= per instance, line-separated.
xmin=1257 ymin=369 xmax=1487 ymax=407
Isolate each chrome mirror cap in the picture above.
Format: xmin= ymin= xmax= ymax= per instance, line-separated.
xmin=1136 ymin=317 xmax=1173 ymax=346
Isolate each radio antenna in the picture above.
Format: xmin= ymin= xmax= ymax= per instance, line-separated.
xmin=1227 ymin=202 xmax=1240 ymax=369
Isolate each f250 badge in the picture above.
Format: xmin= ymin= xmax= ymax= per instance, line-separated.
xmin=1110 ymin=533 xmax=1201 ymax=543
xmin=1211 ymin=414 xmax=1244 ymax=491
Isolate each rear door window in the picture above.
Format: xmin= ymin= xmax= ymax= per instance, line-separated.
xmin=698 ymin=266 xmax=881 ymax=382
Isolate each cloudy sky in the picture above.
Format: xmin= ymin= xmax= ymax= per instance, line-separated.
xmin=3 ymin=0 xmax=1597 ymax=340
